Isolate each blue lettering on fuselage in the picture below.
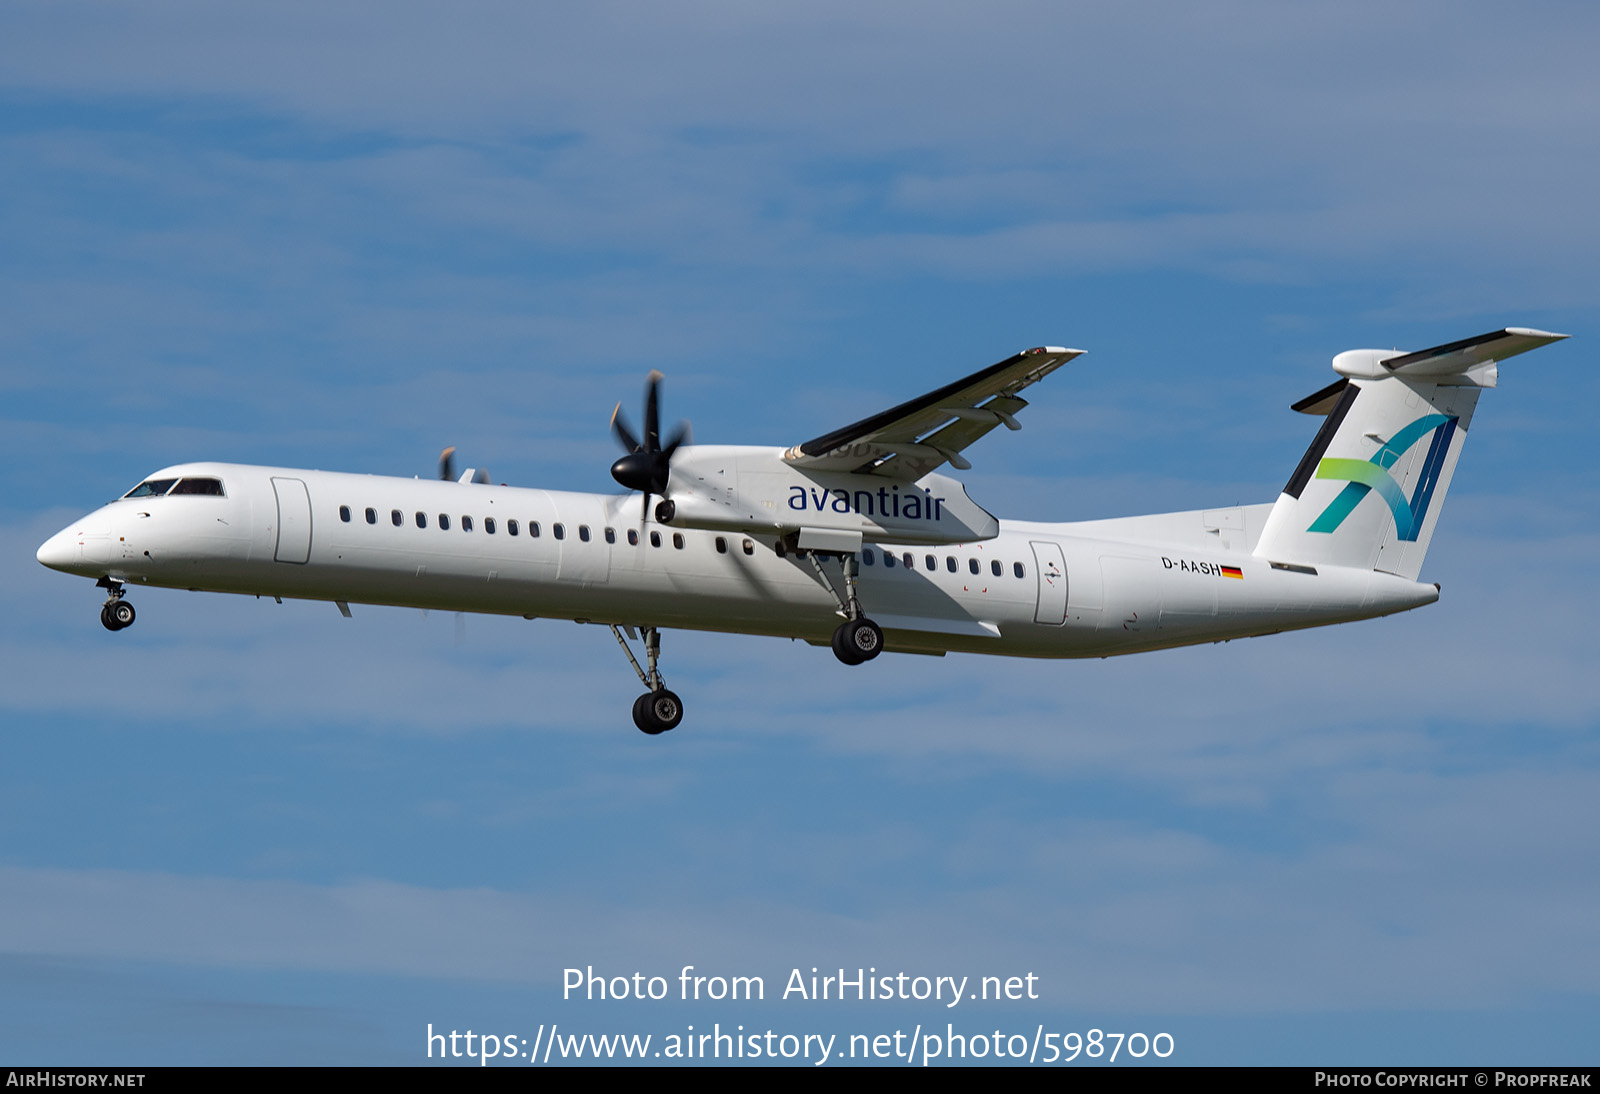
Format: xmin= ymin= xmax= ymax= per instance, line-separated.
xmin=788 ymin=485 xmax=946 ymax=522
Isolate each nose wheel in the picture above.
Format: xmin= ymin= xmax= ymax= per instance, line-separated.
xmin=610 ymin=624 xmax=684 ymax=735
xmin=98 ymin=580 xmax=135 ymax=631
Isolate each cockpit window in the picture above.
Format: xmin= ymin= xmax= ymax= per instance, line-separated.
xmin=123 ymin=479 xmax=178 ymax=498
xmin=170 ymin=478 xmax=225 ymax=496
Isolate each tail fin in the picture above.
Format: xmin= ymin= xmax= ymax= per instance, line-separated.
xmin=1254 ymin=328 xmax=1566 ymax=579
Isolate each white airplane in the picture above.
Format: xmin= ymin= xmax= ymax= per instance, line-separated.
xmin=37 ymin=328 xmax=1565 ymax=734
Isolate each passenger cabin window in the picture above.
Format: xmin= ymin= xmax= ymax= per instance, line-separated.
xmin=925 ymin=555 xmax=936 ymax=572
xmin=529 ymin=521 xmax=541 ymax=538
xmin=628 ymin=529 xmax=639 ymax=546
xmin=123 ymin=479 xmax=178 ymax=498
xmin=969 ymin=558 xmax=980 ymax=575
xmin=391 ymin=509 xmax=402 ymax=526
xmin=578 ymin=525 xmax=590 ymax=542
xmin=462 ymin=515 xmax=474 ymax=532
xmin=902 ymin=552 xmax=914 ymax=569
xmin=553 ymin=523 xmax=565 ymax=540
xmin=170 ymin=478 xmax=224 ymax=496
xmin=742 ymin=538 xmax=755 ymax=556
xmin=416 ymin=512 xmax=427 ymax=528
xmin=991 ymin=560 xmax=1002 ymax=577
xmin=366 ymin=507 xmax=377 ymax=524
xmin=339 ymin=505 xmax=351 ymax=522
xmin=604 ymin=527 xmax=616 ymax=544
xmin=650 ymin=531 xmax=661 ymax=548
xmin=439 ymin=514 xmax=450 ymax=530
xmin=946 ymin=556 xmax=957 ymax=573
xmin=883 ymin=550 xmax=896 ymax=568
xmin=508 ymin=520 xmax=519 ymax=536
xmin=715 ymin=536 xmax=727 ymax=554
xmin=862 ymin=549 xmax=875 ymax=565
xmin=485 ymin=517 xmax=496 ymax=534
xmin=1013 ymin=561 xmax=1026 ymax=578
xmin=673 ymin=533 xmax=684 ymax=549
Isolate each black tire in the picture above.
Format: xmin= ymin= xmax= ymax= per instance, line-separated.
xmin=110 ymin=601 xmax=136 ymax=629
xmin=632 ymin=693 xmax=665 ymax=735
xmin=848 ymin=618 xmax=883 ymax=661
xmin=100 ymin=604 xmax=121 ymax=631
xmin=831 ymin=621 xmax=864 ymax=665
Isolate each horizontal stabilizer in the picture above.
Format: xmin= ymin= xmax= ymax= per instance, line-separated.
xmin=1330 ymin=328 xmax=1568 ymax=386
xmin=1382 ymin=327 xmax=1567 ymax=376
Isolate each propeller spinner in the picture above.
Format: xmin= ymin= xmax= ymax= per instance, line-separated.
xmin=611 ymin=370 xmax=690 ymax=521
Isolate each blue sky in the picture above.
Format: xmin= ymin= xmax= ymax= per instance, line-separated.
xmin=2 ymin=0 xmax=1597 ymax=1065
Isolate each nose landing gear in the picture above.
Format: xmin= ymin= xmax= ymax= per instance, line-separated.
xmin=97 ymin=579 xmax=135 ymax=631
xmin=610 ymin=624 xmax=684 ymax=735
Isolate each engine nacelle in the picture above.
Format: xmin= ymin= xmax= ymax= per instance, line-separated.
xmin=658 ymin=445 xmax=999 ymax=546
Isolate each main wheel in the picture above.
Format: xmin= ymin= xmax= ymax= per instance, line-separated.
xmin=632 ymin=689 xmax=683 ymax=734
xmin=100 ymin=604 xmax=120 ymax=631
xmin=632 ymin=693 xmax=664 ymax=734
xmin=109 ymin=601 xmax=136 ymax=629
xmin=832 ymin=618 xmax=882 ymax=664
xmin=831 ymin=621 xmax=863 ymax=665
xmin=848 ymin=618 xmax=883 ymax=661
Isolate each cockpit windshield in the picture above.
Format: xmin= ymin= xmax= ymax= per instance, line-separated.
xmin=123 ymin=479 xmax=178 ymax=498
xmin=121 ymin=477 xmax=225 ymax=498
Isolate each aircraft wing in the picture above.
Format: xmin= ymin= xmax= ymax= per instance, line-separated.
xmin=783 ymin=346 xmax=1083 ymax=480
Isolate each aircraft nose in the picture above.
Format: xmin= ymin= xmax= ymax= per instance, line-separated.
xmin=36 ymin=527 xmax=82 ymax=572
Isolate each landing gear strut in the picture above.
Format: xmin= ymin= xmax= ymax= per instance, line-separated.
xmin=804 ymin=551 xmax=883 ymax=666
xmin=610 ymin=624 xmax=684 ymax=735
xmin=98 ymin=578 xmax=135 ymax=632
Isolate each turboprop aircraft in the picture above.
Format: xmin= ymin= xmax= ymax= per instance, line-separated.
xmin=36 ymin=327 xmax=1565 ymax=734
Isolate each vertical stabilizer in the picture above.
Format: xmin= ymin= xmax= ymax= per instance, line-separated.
xmin=1253 ymin=328 xmax=1564 ymax=580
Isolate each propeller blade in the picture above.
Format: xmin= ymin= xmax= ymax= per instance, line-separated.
xmin=438 ymin=446 xmax=456 ymax=482
xmin=662 ymin=422 xmax=691 ymax=460
xmin=644 ymin=370 xmax=663 ymax=452
xmin=611 ymin=404 xmax=642 ymax=454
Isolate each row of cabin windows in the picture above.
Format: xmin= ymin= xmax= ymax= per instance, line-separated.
xmin=336 ymin=506 xmax=694 ymax=549
xmin=861 ymin=548 xmax=1026 ymax=579
xmin=334 ymin=507 xmax=1025 ymax=576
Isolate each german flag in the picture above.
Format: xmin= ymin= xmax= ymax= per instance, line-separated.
xmin=1220 ymin=565 xmax=1243 ymax=580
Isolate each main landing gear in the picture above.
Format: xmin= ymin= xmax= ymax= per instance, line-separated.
xmin=97 ymin=578 xmax=135 ymax=632
xmin=803 ymin=551 xmax=883 ymax=666
xmin=609 ymin=624 xmax=684 ymax=735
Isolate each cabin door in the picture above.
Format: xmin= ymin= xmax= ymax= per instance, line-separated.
xmin=1030 ymin=540 xmax=1068 ymax=625
xmin=271 ymin=477 xmax=312 ymax=564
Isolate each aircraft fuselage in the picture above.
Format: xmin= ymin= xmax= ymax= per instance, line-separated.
xmin=36 ymin=459 xmax=1439 ymax=660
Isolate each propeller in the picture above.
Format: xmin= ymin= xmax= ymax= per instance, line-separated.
xmin=610 ymin=370 xmax=691 ymax=521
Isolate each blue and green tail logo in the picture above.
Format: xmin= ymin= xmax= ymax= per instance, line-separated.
xmin=1308 ymin=414 xmax=1459 ymax=541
